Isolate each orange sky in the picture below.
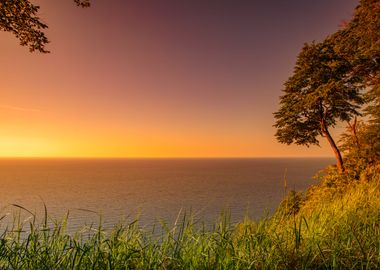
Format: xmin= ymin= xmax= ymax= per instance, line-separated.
xmin=0 ymin=0 xmax=357 ymax=158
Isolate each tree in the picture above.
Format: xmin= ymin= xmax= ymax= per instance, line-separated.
xmin=332 ymin=0 xmax=380 ymax=88
xmin=274 ymin=0 xmax=380 ymax=174
xmin=339 ymin=119 xmax=379 ymax=177
xmin=274 ymin=40 xmax=364 ymax=174
xmin=333 ymin=0 xmax=380 ymax=166
xmin=0 ymin=0 xmax=90 ymax=53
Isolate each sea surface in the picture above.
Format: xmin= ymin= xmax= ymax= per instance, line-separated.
xmin=0 ymin=158 xmax=333 ymax=232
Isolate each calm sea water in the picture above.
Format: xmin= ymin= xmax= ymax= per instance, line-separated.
xmin=0 ymin=158 xmax=332 ymax=231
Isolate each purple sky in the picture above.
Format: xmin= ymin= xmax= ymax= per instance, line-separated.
xmin=0 ymin=0 xmax=358 ymax=157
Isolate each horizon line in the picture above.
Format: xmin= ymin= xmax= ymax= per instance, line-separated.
xmin=0 ymin=156 xmax=334 ymax=159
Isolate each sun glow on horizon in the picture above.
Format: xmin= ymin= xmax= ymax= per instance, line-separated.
xmin=0 ymin=100 xmax=339 ymax=158
xmin=0 ymin=0 xmax=357 ymax=159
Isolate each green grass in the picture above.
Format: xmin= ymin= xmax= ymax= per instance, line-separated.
xmin=0 ymin=173 xmax=379 ymax=269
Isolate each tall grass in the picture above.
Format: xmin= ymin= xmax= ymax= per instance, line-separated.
xmin=0 ymin=177 xmax=379 ymax=269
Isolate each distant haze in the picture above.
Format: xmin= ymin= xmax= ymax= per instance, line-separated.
xmin=0 ymin=0 xmax=357 ymax=157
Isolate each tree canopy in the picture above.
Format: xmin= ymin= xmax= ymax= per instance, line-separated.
xmin=274 ymin=0 xmax=380 ymax=174
xmin=333 ymin=0 xmax=380 ymax=169
xmin=0 ymin=0 xmax=90 ymax=53
xmin=274 ymin=40 xmax=363 ymax=173
xmin=333 ymin=0 xmax=380 ymax=86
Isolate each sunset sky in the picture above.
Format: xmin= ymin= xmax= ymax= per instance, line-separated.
xmin=0 ymin=0 xmax=358 ymax=158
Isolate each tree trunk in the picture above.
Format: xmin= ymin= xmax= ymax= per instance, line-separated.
xmin=321 ymin=120 xmax=345 ymax=174
xmin=348 ymin=116 xmax=361 ymax=150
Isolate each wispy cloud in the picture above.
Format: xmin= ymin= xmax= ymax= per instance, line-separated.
xmin=0 ymin=105 xmax=41 ymax=112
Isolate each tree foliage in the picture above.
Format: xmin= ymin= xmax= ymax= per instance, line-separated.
xmin=74 ymin=0 xmax=90 ymax=8
xmin=339 ymin=119 xmax=380 ymax=176
xmin=274 ymin=0 xmax=379 ymax=174
xmin=0 ymin=0 xmax=90 ymax=53
xmin=334 ymin=0 xmax=380 ymax=131
xmin=335 ymin=0 xmax=380 ymax=169
xmin=333 ymin=0 xmax=380 ymax=87
xmin=274 ymin=40 xmax=363 ymax=173
xmin=275 ymin=40 xmax=363 ymax=146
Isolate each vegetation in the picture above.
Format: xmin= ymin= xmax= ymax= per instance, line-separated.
xmin=0 ymin=0 xmax=90 ymax=53
xmin=269 ymin=2 xmax=380 ymax=266
xmin=274 ymin=0 xmax=380 ymax=174
xmin=0 ymin=0 xmax=378 ymax=268
xmin=0 ymin=167 xmax=378 ymax=269
xmin=273 ymin=39 xmax=363 ymax=173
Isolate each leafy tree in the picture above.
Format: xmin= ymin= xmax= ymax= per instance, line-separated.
xmin=333 ymin=0 xmax=380 ymax=167
xmin=274 ymin=40 xmax=364 ymax=174
xmin=0 ymin=0 xmax=90 ymax=53
xmin=339 ymin=118 xmax=380 ymax=177
xmin=275 ymin=0 xmax=380 ymax=174
xmin=333 ymin=0 xmax=380 ymax=88
xmin=333 ymin=0 xmax=380 ymax=123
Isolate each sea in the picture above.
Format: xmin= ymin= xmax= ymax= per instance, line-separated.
xmin=0 ymin=158 xmax=333 ymax=232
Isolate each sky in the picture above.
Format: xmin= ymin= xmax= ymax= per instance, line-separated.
xmin=0 ymin=0 xmax=359 ymax=158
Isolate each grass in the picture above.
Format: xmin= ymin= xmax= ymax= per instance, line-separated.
xmin=0 ymin=170 xmax=379 ymax=269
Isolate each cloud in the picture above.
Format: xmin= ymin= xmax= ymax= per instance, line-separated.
xmin=0 ymin=105 xmax=41 ymax=112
